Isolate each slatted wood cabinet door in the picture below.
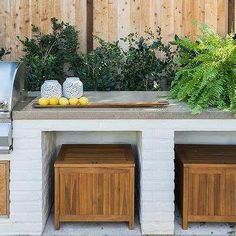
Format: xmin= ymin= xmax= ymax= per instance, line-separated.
xmin=175 ymin=145 xmax=236 ymax=230
xmin=59 ymin=168 xmax=131 ymax=219
xmin=0 ymin=161 xmax=9 ymax=216
xmin=187 ymin=168 xmax=226 ymax=220
xmin=55 ymin=144 xmax=135 ymax=230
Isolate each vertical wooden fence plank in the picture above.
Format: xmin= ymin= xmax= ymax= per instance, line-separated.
xmin=118 ymin=0 xmax=130 ymax=39
xmin=140 ymin=0 xmax=150 ymax=35
xmin=174 ymin=0 xmax=184 ymax=37
xmin=205 ymin=0 xmax=218 ymax=31
xmin=87 ymin=0 xmax=93 ymax=51
xmin=228 ymin=0 xmax=235 ymax=32
xmin=108 ymin=0 xmax=118 ymax=42
xmin=183 ymin=0 xmax=194 ymax=39
xmin=217 ymin=0 xmax=228 ymax=36
xmin=192 ymin=0 xmax=205 ymax=38
xmin=130 ymin=0 xmax=141 ymax=35
xmin=93 ymin=0 xmax=109 ymax=47
xmin=75 ymin=0 xmax=87 ymax=53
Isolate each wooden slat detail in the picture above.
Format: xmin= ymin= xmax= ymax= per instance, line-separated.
xmin=176 ymin=144 xmax=236 ymax=230
xmin=54 ymin=144 xmax=135 ymax=230
xmin=187 ymin=170 xmax=226 ymax=217
xmin=0 ymin=0 xmax=230 ymax=57
xmin=0 ymin=0 xmax=87 ymax=60
xmin=92 ymin=0 xmax=229 ymax=48
xmin=225 ymin=169 xmax=236 ymax=216
xmin=228 ymin=0 xmax=235 ymax=32
xmin=59 ymin=168 xmax=131 ymax=217
xmin=0 ymin=161 xmax=9 ymax=216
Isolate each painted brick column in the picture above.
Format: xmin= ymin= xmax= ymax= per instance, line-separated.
xmin=10 ymin=127 xmax=43 ymax=235
xmin=139 ymin=129 xmax=175 ymax=235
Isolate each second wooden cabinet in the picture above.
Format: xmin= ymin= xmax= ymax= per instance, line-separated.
xmin=175 ymin=145 xmax=236 ymax=229
xmin=54 ymin=144 xmax=135 ymax=230
xmin=0 ymin=161 xmax=9 ymax=216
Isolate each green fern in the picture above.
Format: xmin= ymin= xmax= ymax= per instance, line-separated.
xmin=171 ymin=25 xmax=236 ymax=114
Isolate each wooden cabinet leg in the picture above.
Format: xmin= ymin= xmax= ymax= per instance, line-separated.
xmin=54 ymin=167 xmax=60 ymax=230
xmin=182 ymin=218 xmax=188 ymax=230
xmin=129 ymin=219 xmax=134 ymax=230
xmin=129 ymin=168 xmax=135 ymax=230
xmin=54 ymin=218 xmax=60 ymax=230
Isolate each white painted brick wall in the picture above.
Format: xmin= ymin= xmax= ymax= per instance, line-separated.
xmin=139 ymin=129 xmax=175 ymax=235
xmin=1 ymin=119 xmax=236 ymax=235
xmin=8 ymin=128 xmax=43 ymax=235
xmin=41 ymin=131 xmax=56 ymax=228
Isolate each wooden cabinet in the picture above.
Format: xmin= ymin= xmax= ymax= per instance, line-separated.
xmin=0 ymin=161 xmax=9 ymax=216
xmin=175 ymin=145 xmax=236 ymax=229
xmin=54 ymin=144 xmax=135 ymax=230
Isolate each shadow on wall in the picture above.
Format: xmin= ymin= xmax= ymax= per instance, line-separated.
xmin=175 ymin=132 xmax=236 ymax=145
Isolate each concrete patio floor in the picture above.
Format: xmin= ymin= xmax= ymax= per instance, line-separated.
xmin=43 ymin=211 xmax=141 ymax=236
xmin=43 ymin=209 xmax=236 ymax=236
xmin=175 ymin=209 xmax=236 ymax=236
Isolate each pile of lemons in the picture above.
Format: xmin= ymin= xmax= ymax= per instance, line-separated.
xmin=38 ymin=96 xmax=89 ymax=107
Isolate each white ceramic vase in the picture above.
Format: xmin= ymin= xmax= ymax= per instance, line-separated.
xmin=41 ymin=80 xmax=62 ymax=99
xmin=63 ymin=77 xmax=83 ymax=99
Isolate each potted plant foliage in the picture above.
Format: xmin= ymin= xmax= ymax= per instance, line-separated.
xmin=171 ymin=25 xmax=236 ymax=114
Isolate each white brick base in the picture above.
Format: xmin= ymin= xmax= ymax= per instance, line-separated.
xmin=0 ymin=119 xmax=236 ymax=235
xmin=138 ymin=130 xmax=175 ymax=235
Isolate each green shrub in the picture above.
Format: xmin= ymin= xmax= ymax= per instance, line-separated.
xmin=0 ymin=48 xmax=10 ymax=60
xmin=75 ymin=28 xmax=175 ymax=91
xmin=19 ymin=17 xmax=175 ymax=91
xmin=74 ymin=37 xmax=123 ymax=91
xmin=120 ymin=28 xmax=175 ymax=91
xmin=18 ymin=18 xmax=81 ymax=91
xmin=171 ymin=25 xmax=236 ymax=114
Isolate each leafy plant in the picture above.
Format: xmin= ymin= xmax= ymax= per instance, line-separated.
xmin=18 ymin=18 xmax=81 ymax=91
xmin=0 ymin=48 xmax=10 ymax=60
xmin=171 ymin=25 xmax=236 ymax=114
xmin=74 ymin=37 xmax=123 ymax=91
xmin=18 ymin=17 xmax=175 ymax=91
xmin=75 ymin=28 xmax=175 ymax=91
xmin=120 ymin=28 xmax=175 ymax=91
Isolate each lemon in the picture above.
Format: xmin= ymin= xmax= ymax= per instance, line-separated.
xmin=78 ymin=97 xmax=89 ymax=106
xmin=59 ymin=97 xmax=69 ymax=106
xmin=38 ymin=97 xmax=49 ymax=106
xmin=49 ymin=97 xmax=59 ymax=105
xmin=69 ymin=97 xmax=79 ymax=106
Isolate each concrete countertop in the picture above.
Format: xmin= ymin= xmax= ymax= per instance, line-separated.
xmin=13 ymin=92 xmax=236 ymax=120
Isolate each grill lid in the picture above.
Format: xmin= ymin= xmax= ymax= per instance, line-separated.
xmin=0 ymin=62 xmax=25 ymax=112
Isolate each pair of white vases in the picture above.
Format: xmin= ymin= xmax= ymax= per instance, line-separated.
xmin=41 ymin=77 xmax=83 ymax=99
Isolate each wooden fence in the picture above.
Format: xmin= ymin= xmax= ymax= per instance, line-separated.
xmin=0 ymin=0 xmax=88 ymax=59
xmin=0 ymin=0 xmax=235 ymax=60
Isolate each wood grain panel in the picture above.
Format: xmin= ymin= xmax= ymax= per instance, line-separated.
xmin=175 ymin=144 xmax=236 ymax=230
xmin=228 ymin=0 xmax=236 ymax=32
xmin=225 ymin=169 xmax=236 ymax=216
xmin=54 ymin=144 xmax=135 ymax=230
xmin=59 ymin=168 xmax=131 ymax=216
xmin=0 ymin=0 xmax=231 ymax=58
xmin=0 ymin=161 xmax=9 ymax=216
xmin=188 ymin=169 xmax=225 ymax=217
xmin=0 ymin=0 xmax=87 ymax=60
xmin=93 ymin=0 xmax=229 ymax=47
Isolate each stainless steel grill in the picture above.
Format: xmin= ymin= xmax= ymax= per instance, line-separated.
xmin=0 ymin=62 xmax=26 ymax=154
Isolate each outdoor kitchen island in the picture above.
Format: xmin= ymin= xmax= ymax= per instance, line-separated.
xmin=1 ymin=91 xmax=236 ymax=236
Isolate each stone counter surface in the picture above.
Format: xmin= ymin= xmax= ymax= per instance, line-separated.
xmin=13 ymin=92 xmax=235 ymax=120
